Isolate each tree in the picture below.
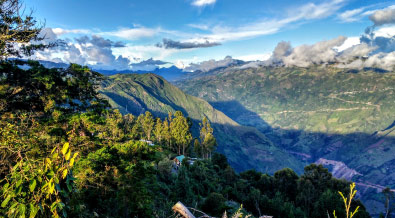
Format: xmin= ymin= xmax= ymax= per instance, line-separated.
xmin=153 ymin=117 xmax=163 ymax=144
xmin=193 ymin=138 xmax=201 ymax=158
xmin=0 ymin=61 xmax=108 ymax=116
xmin=0 ymin=0 xmax=51 ymax=58
xmin=142 ymin=111 xmax=154 ymax=140
xmin=170 ymin=111 xmax=192 ymax=155
xmin=162 ymin=118 xmax=171 ymax=148
xmin=199 ymin=117 xmax=216 ymax=158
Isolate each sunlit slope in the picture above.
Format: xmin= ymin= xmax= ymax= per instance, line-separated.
xmin=176 ymin=66 xmax=395 ymax=134
xmin=99 ymin=73 xmax=304 ymax=173
xmin=175 ymin=66 xmax=395 ymax=215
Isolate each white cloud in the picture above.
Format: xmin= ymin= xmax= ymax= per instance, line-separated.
xmin=337 ymin=4 xmax=395 ymax=23
xmin=334 ymin=37 xmax=360 ymax=51
xmin=374 ymin=25 xmax=395 ymax=37
xmin=338 ymin=8 xmax=365 ymax=22
xmin=52 ymin=28 xmax=91 ymax=36
xmin=187 ymin=0 xmax=347 ymax=43
xmin=192 ymin=0 xmax=216 ymax=7
xmin=235 ymin=53 xmax=271 ymax=62
xmin=369 ymin=7 xmax=395 ymax=26
xmin=102 ymin=27 xmax=158 ymax=40
xmin=112 ymin=44 xmax=182 ymax=61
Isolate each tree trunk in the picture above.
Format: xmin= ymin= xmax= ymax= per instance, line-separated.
xmin=172 ymin=202 xmax=196 ymax=218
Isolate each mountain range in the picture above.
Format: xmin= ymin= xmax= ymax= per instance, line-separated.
xmin=31 ymin=59 xmax=394 ymax=216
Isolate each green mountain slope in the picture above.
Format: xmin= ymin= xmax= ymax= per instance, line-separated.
xmin=99 ymin=73 xmax=304 ymax=173
xmin=175 ymin=66 xmax=395 ymax=215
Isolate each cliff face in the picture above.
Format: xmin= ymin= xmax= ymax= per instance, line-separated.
xmin=315 ymin=158 xmax=361 ymax=180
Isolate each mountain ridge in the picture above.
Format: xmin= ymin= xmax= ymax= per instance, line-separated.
xmin=99 ymin=73 xmax=305 ymax=173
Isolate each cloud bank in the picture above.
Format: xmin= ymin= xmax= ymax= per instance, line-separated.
xmin=185 ymin=56 xmax=244 ymax=72
xmin=156 ymin=38 xmax=220 ymax=49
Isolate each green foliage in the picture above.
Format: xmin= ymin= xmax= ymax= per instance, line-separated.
xmin=0 ymin=60 xmax=108 ymax=116
xmin=1 ymin=143 xmax=77 ymax=218
xmin=70 ymin=141 xmax=159 ymax=217
xmin=170 ymin=111 xmax=192 ymax=155
xmin=199 ymin=116 xmax=216 ymax=159
xmin=201 ymin=192 xmax=227 ymax=217
xmin=0 ymin=0 xmax=51 ymax=58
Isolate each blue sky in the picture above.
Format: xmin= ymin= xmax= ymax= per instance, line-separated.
xmin=24 ymin=0 xmax=395 ymax=70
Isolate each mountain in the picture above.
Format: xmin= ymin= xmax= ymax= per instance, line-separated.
xmin=174 ymin=65 xmax=395 ymax=216
xmin=97 ymin=66 xmax=186 ymax=81
xmin=98 ymin=73 xmax=304 ymax=173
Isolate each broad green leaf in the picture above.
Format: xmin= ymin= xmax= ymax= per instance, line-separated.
xmin=62 ymin=169 xmax=68 ymax=179
xmin=2 ymin=182 xmax=9 ymax=190
xmin=69 ymin=158 xmax=75 ymax=167
xmin=1 ymin=195 xmax=11 ymax=208
xmin=29 ymin=204 xmax=39 ymax=218
xmin=69 ymin=152 xmax=79 ymax=167
xmin=29 ymin=179 xmax=36 ymax=192
xmin=52 ymin=152 xmax=59 ymax=159
xmin=61 ymin=143 xmax=69 ymax=155
xmin=65 ymin=150 xmax=71 ymax=161
xmin=47 ymin=170 xmax=55 ymax=178
xmin=16 ymin=179 xmax=23 ymax=187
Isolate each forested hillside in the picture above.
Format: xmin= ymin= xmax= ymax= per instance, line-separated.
xmin=175 ymin=66 xmax=395 ymax=215
xmin=99 ymin=73 xmax=305 ymax=173
xmin=0 ymin=59 xmax=374 ymax=217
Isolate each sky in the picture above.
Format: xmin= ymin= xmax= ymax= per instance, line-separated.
xmin=23 ymin=0 xmax=395 ymax=70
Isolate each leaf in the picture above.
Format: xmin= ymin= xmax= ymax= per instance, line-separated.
xmin=29 ymin=204 xmax=39 ymax=218
xmin=51 ymin=147 xmax=56 ymax=154
xmin=2 ymin=182 xmax=9 ymax=190
xmin=65 ymin=150 xmax=71 ymax=161
xmin=16 ymin=179 xmax=23 ymax=188
xmin=29 ymin=179 xmax=37 ymax=192
xmin=62 ymin=169 xmax=68 ymax=179
xmin=1 ymin=195 xmax=11 ymax=208
xmin=61 ymin=142 xmax=69 ymax=155
xmin=47 ymin=170 xmax=55 ymax=178
xmin=69 ymin=158 xmax=75 ymax=167
xmin=69 ymin=152 xmax=79 ymax=167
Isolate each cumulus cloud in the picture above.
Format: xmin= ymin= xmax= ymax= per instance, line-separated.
xmin=156 ymin=38 xmax=220 ymax=49
xmin=192 ymin=0 xmax=216 ymax=7
xmin=75 ymin=35 xmax=126 ymax=48
xmin=130 ymin=58 xmax=169 ymax=71
xmin=259 ymin=31 xmax=395 ymax=71
xmin=185 ymin=56 xmax=244 ymax=72
xmin=369 ymin=8 xmax=395 ymax=26
xmin=33 ymin=29 xmax=133 ymax=70
xmin=264 ymin=37 xmax=346 ymax=67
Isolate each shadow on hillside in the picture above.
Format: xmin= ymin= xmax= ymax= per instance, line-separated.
xmin=209 ymin=100 xmax=395 ymax=217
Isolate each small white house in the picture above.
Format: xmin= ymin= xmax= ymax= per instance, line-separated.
xmin=139 ymin=139 xmax=155 ymax=146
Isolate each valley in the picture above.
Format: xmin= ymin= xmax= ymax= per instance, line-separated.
xmin=174 ymin=65 xmax=395 ymax=215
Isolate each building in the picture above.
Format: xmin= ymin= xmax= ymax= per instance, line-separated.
xmin=139 ymin=139 xmax=155 ymax=146
xmin=173 ymin=155 xmax=185 ymax=167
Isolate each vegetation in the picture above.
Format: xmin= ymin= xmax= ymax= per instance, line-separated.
xmin=100 ymin=73 xmax=305 ymax=174
xmin=0 ymin=1 xmax=382 ymax=217
xmin=176 ymin=65 xmax=395 ymax=215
